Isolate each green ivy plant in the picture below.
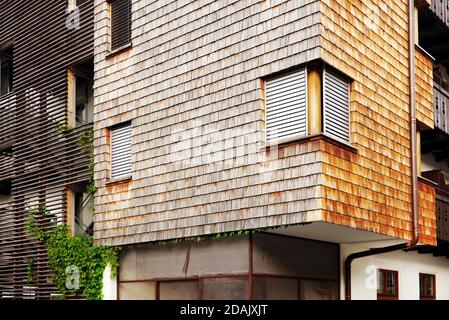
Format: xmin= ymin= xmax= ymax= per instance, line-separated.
xmin=78 ymin=128 xmax=96 ymax=194
xmin=155 ymin=225 xmax=291 ymax=247
xmin=57 ymin=123 xmax=73 ymax=135
xmin=26 ymin=259 xmax=34 ymax=284
xmin=27 ymin=206 xmax=118 ymax=300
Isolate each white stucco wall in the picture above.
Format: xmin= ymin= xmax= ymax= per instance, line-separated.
xmin=102 ymin=264 xmax=117 ymax=300
xmin=341 ymin=240 xmax=449 ymax=300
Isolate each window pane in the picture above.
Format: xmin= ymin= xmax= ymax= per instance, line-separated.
xmin=377 ymin=270 xmax=385 ymax=296
xmin=299 ymin=280 xmax=338 ymax=300
xmin=428 ymin=275 xmax=435 ymax=296
xmin=159 ymin=280 xmax=199 ymax=300
xmin=386 ymin=272 xmax=397 ymax=296
xmin=202 ymin=278 xmax=248 ymax=300
xmin=254 ymin=277 xmax=298 ymax=300
xmin=377 ymin=270 xmax=398 ymax=299
xmin=119 ymin=281 xmax=156 ymax=300
xmin=420 ymin=274 xmax=435 ymax=298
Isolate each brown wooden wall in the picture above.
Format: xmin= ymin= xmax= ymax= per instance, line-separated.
xmin=320 ymin=0 xmax=436 ymax=244
xmin=93 ymin=0 xmax=437 ymax=246
xmin=415 ymin=47 xmax=434 ymax=129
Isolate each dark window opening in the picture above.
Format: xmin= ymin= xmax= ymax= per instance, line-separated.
xmin=0 ymin=180 xmax=11 ymax=197
xmin=420 ymin=273 xmax=436 ymax=300
xmin=72 ymin=60 xmax=94 ymax=126
xmin=377 ymin=269 xmax=398 ymax=300
xmin=71 ymin=181 xmax=94 ymax=235
xmin=1 ymin=46 xmax=13 ymax=97
xmin=110 ymin=0 xmax=131 ymax=51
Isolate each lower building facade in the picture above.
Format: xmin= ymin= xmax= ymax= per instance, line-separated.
xmin=101 ymin=223 xmax=449 ymax=300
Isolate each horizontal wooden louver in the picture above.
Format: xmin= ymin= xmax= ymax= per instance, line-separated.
xmin=265 ymin=68 xmax=307 ymax=144
xmin=111 ymin=123 xmax=132 ymax=180
xmin=110 ymin=0 xmax=131 ymax=51
xmin=323 ymin=68 xmax=350 ymax=143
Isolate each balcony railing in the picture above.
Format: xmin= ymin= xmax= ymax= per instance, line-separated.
xmin=434 ymin=74 xmax=449 ymax=134
xmin=431 ymin=0 xmax=449 ymax=28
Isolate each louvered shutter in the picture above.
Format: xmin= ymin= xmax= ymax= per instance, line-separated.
xmin=110 ymin=0 xmax=131 ymax=51
xmin=265 ymin=68 xmax=308 ymax=144
xmin=110 ymin=123 xmax=132 ymax=180
xmin=323 ymin=68 xmax=350 ymax=143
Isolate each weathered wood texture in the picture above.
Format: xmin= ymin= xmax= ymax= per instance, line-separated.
xmin=93 ymin=0 xmax=437 ymax=246
xmin=93 ymin=0 xmax=323 ymax=245
xmin=415 ymin=48 xmax=434 ymax=129
xmin=320 ymin=0 xmax=435 ymax=244
xmin=419 ymin=180 xmax=437 ymax=245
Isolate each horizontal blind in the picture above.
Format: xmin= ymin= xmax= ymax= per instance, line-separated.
xmin=111 ymin=123 xmax=132 ymax=180
xmin=323 ymin=68 xmax=350 ymax=143
xmin=265 ymin=68 xmax=307 ymax=144
xmin=110 ymin=0 xmax=131 ymax=50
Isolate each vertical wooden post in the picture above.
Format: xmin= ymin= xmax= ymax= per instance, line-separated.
xmin=67 ymin=68 xmax=76 ymax=128
xmin=308 ymin=68 xmax=322 ymax=135
xmin=65 ymin=188 xmax=75 ymax=236
xmin=417 ymin=131 xmax=422 ymax=176
xmin=414 ymin=6 xmax=419 ymax=45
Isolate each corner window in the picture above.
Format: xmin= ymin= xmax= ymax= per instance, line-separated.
xmin=1 ymin=46 xmax=13 ymax=97
xmin=263 ymin=64 xmax=351 ymax=145
xmin=110 ymin=0 xmax=132 ymax=51
xmin=377 ymin=269 xmax=398 ymax=300
xmin=420 ymin=273 xmax=436 ymax=300
xmin=110 ymin=122 xmax=132 ymax=180
xmin=323 ymin=67 xmax=351 ymax=143
xmin=264 ymin=69 xmax=308 ymax=144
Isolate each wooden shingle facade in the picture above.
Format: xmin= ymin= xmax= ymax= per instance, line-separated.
xmin=92 ymin=0 xmax=437 ymax=246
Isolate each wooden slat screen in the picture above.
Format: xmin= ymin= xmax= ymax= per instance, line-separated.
xmin=0 ymin=0 xmax=95 ymax=299
xmin=264 ymin=68 xmax=308 ymax=144
xmin=110 ymin=0 xmax=131 ymax=51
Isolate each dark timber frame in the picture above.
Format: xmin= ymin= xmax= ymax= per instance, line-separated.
xmin=0 ymin=0 xmax=94 ymax=299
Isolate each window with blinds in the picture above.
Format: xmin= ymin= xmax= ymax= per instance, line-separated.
xmin=264 ymin=68 xmax=308 ymax=144
xmin=323 ymin=68 xmax=350 ymax=144
xmin=110 ymin=123 xmax=132 ymax=180
xmin=110 ymin=0 xmax=131 ymax=51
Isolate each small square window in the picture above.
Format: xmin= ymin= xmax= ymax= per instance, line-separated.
xmin=110 ymin=123 xmax=132 ymax=180
xmin=420 ymin=273 xmax=436 ymax=300
xmin=377 ymin=269 xmax=398 ymax=300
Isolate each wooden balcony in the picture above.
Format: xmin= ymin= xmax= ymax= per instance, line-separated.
xmin=434 ymin=78 xmax=449 ymax=135
xmin=419 ymin=2 xmax=449 ymax=72
xmin=430 ymin=0 xmax=449 ymax=29
xmin=422 ymin=170 xmax=449 ymax=241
